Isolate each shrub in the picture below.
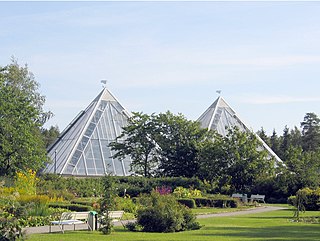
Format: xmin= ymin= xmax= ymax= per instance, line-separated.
xmin=125 ymin=222 xmax=142 ymax=232
xmin=17 ymin=195 xmax=50 ymax=206
xmin=113 ymin=196 xmax=136 ymax=214
xmin=135 ymin=192 xmax=201 ymax=233
xmin=177 ymin=198 xmax=196 ymax=208
xmin=15 ymin=169 xmax=38 ymax=195
xmin=291 ymin=187 xmax=320 ymax=211
xmin=287 ymin=196 xmax=296 ymax=206
xmin=0 ymin=217 xmax=24 ymax=241
xmin=99 ymin=216 xmax=113 ymax=235
xmin=18 ymin=215 xmax=52 ymax=227
xmin=173 ymin=186 xmax=202 ymax=198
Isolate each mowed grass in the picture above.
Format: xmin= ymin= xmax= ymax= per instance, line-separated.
xmin=28 ymin=208 xmax=320 ymax=241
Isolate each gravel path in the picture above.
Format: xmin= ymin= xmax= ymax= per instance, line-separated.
xmin=23 ymin=206 xmax=286 ymax=235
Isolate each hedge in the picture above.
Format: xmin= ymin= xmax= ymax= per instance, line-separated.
xmin=38 ymin=174 xmax=205 ymax=198
xmin=193 ymin=197 xmax=238 ymax=208
xmin=177 ymin=198 xmax=196 ymax=208
xmin=48 ymin=203 xmax=92 ymax=212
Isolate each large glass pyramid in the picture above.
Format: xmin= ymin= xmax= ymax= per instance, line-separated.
xmin=198 ymin=96 xmax=283 ymax=164
xmin=43 ymin=88 xmax=132 ymax=176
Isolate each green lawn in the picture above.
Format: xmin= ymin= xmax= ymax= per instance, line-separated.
xmin=28 ymin=208 xmax=320 ymax=241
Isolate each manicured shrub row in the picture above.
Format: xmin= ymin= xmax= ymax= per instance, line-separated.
xmin=48 ymin=203 xmax=92 ymax=211
xmin=113 ymin=176 xmax=204 ymax=197
xmin=37 ymin=174 xmax=204 ymax=198
xmin=71 ymin=200 xmax=94 ymax=206
xmin=177 ymin=198 xmax=196 ymax=208
xmin=193 ymin=197 xmax=238 ymax=208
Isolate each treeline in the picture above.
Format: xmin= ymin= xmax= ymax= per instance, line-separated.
xmin=108 ymin=111 xmax=320 ymax=202
xmin=256 ymin=112 xmax=320 ymax=199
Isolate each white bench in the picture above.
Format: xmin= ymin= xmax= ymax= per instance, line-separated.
xmin=231 ymin=193 xmax=244 ymax=199
xmin=109 ymin=210 xmax=124 ymax=222
xmin=250 ymin=194 xmax=265 ymax=203
xmin=49 ymin=211 xmax=91 ymax=233
xmin=99 ymin=210 xmax=125 ymax=227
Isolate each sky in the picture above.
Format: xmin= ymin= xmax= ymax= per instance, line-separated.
xmin=1 ymin=1 xmax=320 ymax=135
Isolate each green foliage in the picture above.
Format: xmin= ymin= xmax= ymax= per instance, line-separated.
xmin=37 ymin=175 xmax=205 ymax=198
xmin=0 ymin=60 xmax=49 ymax=177
xmin=41 ymin=125 xmax=60 ymax=148
xmin=99 ymin=175 xmax=117 ymax=235
xmin=287 ymin=196 xmax=296 ymax=206
xmin=109 ymin=112 xmax=159 ymax=177
xmin=48 ymin=203 xmax=92 ymax=212
xmin=0 ymin=216 xmax=24 ymax=241
xmin=193 ymin=196 xmax=238 ymax=208
xmin=173 ymin=186 xmax=202 ymax=198
xmin=14 ymin=170 xmax=38 ymax=195
xmin=113 ymin=196 xmax=136 ymax=214
xmin=135 ymin=192 xmax=201 ymax=233
xmin=99 ymin=214 xmax=113 ymax=235
xmin=176 ymin=198 xmax=196 ymax=208
xmin=300 ymin=112 xmax=320 ymax=152
xmin=223 ymin=127 xmax=274 ymax=193
xmin=197 ymin=133 xmax=226 ymax=182
xmin=18 ymin=215 xmax=53 ymax=227
xmin=293 ymin=189 xmax=308 ymax=220
xmin=37 ymin=174 xmax=101 ymax=198
xmin=284 ymin=146 xmax=320 ymax=189
xmin=292 ymin=187 xmax=320 ymax=212
xmin=125 ymin=222 xmax=142 ymax=232
xmin=154 ymin=111 xmax=211 ymax=178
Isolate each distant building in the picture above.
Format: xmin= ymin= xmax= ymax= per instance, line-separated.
xmin=43 ymin=87 xmax=132 ymax=176
xmin=197 ymin=96 xmax=283 ymax=164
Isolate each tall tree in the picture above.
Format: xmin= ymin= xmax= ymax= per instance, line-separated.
xmin=285 ymin=146 xmax=320 ymax=190
xmin=300 ymin=112 xmax=320 ymax=152
xmin=270 ymin=129 xmax=280 ymax=156
xmin=154 ymin=111 xmax=209 ymax=178
xmin=0 ymin=60 xmax=49 ymax=176
xmin=41 ymin=125 xmax=60 ymax=148
xmin=257 ymin=127 xmax=270 ymax=146
xmin=109 ymin=112 xmax=158 ymax=177
xmin=223 ymin=127 xmax=274 ymax=193
xmin=290 ymin=126 xmax=302 ymax=148
xmin=197 ymin=132 xmax=226 ymax=182
xmin=279 ymin=126 xmax=291 ymax=161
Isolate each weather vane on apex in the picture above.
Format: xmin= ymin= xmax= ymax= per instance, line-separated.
xmin=101 ymin=80 xmax=107 ymax=88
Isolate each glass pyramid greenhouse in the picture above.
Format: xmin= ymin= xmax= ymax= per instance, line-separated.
xmin=197 ymin=96 xmax=283 ymax=164
xmin=43 ymin=87 xmax=132 ymax=176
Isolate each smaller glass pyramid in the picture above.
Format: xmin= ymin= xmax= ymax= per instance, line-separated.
xmin=198 ymin=96 xmax=283 ymax=164
xmin=43 ymin=88 xmax=132 ymax=176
